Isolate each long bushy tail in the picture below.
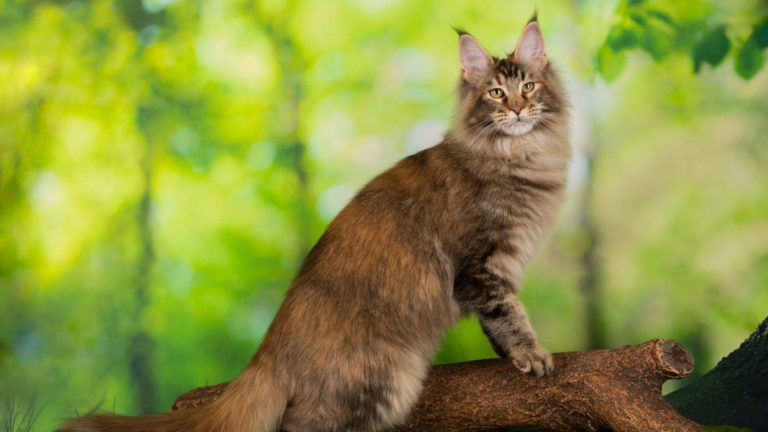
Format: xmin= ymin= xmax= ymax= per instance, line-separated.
xmin=58 ymin=362 xmax=287 ymax=432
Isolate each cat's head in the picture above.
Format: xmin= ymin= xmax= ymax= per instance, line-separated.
xmin=455 ymin=18 xmax=566 ymax=144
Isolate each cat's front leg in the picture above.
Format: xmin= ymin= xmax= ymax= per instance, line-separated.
xmin=454 ymin=265 xmax=554 ymax=377
xmin=477 ymin=294 xmax=554 ymax=377
xmin=473 ymin=242 xmax=555 ymax=377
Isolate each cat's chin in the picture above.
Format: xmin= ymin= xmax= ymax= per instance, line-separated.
xmin=498 ymin=121 xmax=535 ymax=137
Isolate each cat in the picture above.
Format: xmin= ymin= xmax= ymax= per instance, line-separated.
xmin=58 ymin=15 xmax=569 ymax=432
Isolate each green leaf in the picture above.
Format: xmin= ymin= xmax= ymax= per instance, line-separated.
xmin=734 ymin=37 xmax=765 ymax=80
xmin=596 ymin=44 xmax=626 ymax=82
xmin=606 ymin=24 xmax=640 ymax=51
xmin=645 ymin=9 xmax=676 ymax=27
xmin=641 ymin=24 xmax=674 ymax=61
xmin=691 ymin=25 xmax=730 ymax=73
xmin=628 ymin=11 xmax=647 ymax=26
xmin=751 ymin=16 xmax=768 ymax=49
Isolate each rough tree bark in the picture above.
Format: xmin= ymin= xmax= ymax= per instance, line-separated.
xmin=172 ymin=339 xmax=701 ymax=431
xmin=666 ymin=315 xmax=768 ymax=431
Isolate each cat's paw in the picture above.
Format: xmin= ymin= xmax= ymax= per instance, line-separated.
xmin=509 ymin=344 xmax=554 ymax=377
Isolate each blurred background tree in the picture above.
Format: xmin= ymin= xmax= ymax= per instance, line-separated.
xmin=1 ymin=0 xmax=766 ymax=430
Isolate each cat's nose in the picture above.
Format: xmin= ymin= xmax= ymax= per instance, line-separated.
xmin=511 ymin=105 xmax=524 ymax=114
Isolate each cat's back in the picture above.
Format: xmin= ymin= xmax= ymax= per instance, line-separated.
xmin=330 ymin=142 xmax=463 ymax=229
xmin=294 ymin=142 xmax=460 ymax=289
xmin=365 ymin=140 xmax=481 ymax=210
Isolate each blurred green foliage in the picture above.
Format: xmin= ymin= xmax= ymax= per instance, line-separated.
xmin=597 ymin=0 xmax=768 ymax=80
xmin=1 ymin=0 xmax=767 ymax=430
xmin=1 ymin=399 xmax=44 ymax=432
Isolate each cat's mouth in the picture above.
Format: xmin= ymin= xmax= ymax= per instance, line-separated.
xmin=498 ymin=118 xmax=536 ymax=136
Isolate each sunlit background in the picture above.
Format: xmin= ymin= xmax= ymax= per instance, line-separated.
xmin=2 ymin=0 xmax=767 ymax=430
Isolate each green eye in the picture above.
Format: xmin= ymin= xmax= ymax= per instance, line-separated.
xmin=488 ymin=88 xmax=505 ymax=98
xmin=522 ymin=82 xmax=535 ymax=93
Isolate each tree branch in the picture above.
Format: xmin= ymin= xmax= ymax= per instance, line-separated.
xmin=172 ymin=339 xmax=701 ymax=431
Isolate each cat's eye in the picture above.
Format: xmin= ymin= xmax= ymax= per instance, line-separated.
xmin=488 ymin=88 xmax=505 ymax=98
xmin=522 ymin=82 xmax=535 ymax=93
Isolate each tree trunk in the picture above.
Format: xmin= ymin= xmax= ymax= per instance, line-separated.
xmin=129 ymin=106 xmax=157 ymax=413
xmin=576 ymin=148 xmax=607 ymax=351
xmin=172 ymin=339 xmax=700 ymax=431
xmin=251 ymin=2 xmax=314 ymax=260
xmin=666 ymin=315 xmax=768 ymax=431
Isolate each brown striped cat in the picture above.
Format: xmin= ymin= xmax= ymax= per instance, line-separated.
xmin=59 ymin=16 xmax=569 ymax=432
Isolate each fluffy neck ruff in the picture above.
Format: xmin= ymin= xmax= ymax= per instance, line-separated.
xmin=451 ymin=115 xmax=571 ymax=176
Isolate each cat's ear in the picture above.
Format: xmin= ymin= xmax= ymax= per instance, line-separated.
xmin=512 ymin=20 xmax=548 ymax=71
xmin=459 ymin=33 xmax=493 ymax=82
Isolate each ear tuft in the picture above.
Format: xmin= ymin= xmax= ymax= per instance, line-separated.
xmin=452 ymin=25 xmax=469 ymax=37
xmin=459 ymin=34 xmax=493 ymax=82
xmin=512 ymin=21 xmax=548 ymax=71
xmin=528 ymin=9 xmax=538 ymax=23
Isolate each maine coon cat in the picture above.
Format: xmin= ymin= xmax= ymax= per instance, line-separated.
xmin=59 ymin=16 xmax=569 ymax=432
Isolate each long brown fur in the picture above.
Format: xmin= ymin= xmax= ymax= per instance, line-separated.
xmin=58 ymin=16 xmax=569 ymax=432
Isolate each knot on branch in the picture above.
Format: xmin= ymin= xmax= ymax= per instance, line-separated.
xmin=654 ymin=339 xmax=694 ymax=378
